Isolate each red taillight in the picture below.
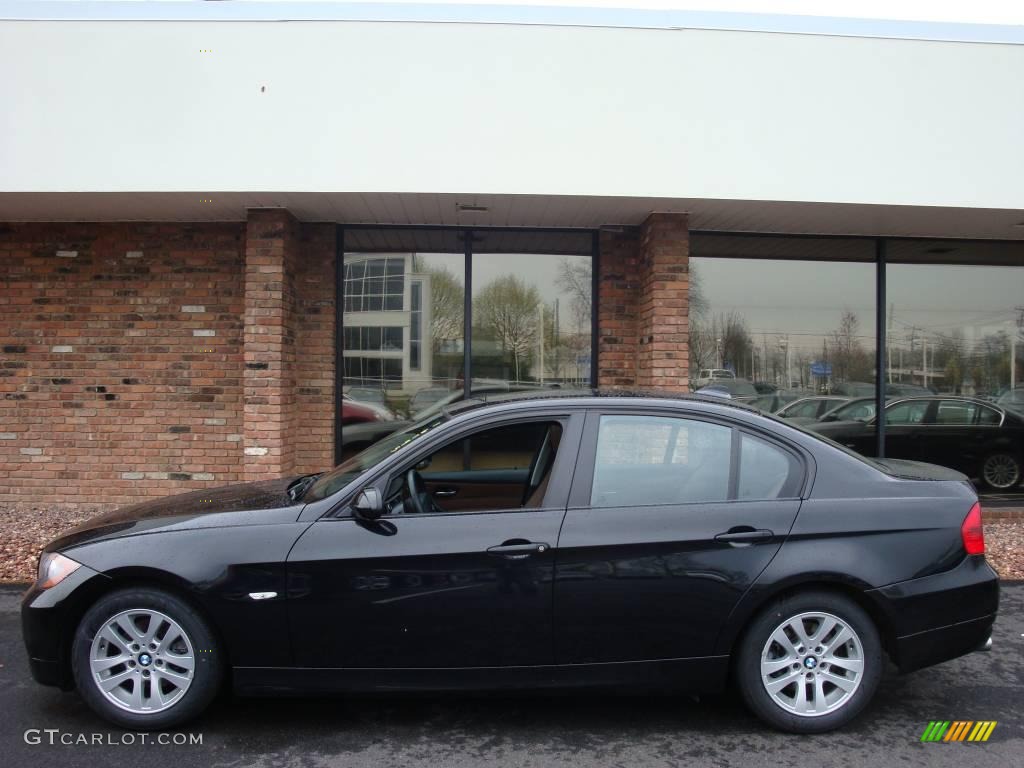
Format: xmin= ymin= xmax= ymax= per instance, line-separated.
xmin=961 ymin=502 xmax=985 ymax=555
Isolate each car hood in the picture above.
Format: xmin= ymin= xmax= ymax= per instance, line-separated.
xmin=45 ymin=477 xmax=305 ymax=552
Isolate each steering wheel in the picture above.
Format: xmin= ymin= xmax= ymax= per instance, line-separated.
xmin=405 ymin=469 xmax=431 ymax=515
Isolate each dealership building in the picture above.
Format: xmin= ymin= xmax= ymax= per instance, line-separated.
xmin=1 ymin=1 xmax=1023 ymax=508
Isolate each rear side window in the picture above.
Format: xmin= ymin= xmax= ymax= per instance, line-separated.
xmin=737 ymin=433 xmax=801 ymax=500
xmin=590 ymin=415 xmax=732 ymax=507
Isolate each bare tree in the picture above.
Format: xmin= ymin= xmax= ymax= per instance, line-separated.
xmin=422 ymin=265 xmax=464 ymax=352
xmin=556 ymin=258 xmax=592 ymax=334
xmin=474 ymin=275 xmax=541 ymax=381
xmin=828 ymin=310 xmax=872 ymax=383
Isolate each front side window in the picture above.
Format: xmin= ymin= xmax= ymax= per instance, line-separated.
xmin=590 ymin=415 xmax=732 ymax=507
xmin=389 ymin=420 xmax=564 ymax=514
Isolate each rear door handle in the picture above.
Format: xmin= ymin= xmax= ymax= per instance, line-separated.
xmin=486 ymin=541 xmax=549 ymax=559
xmin=714 ymin=528 xmax=774 ymax=545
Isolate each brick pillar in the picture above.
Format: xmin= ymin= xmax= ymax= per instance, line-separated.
xmin=242 ymin=209 xmax=300 ymax=480
xmin=597 ymin=213 xmax=690 ymax=391
xmin=597 ymin=228 xmax=641 ymax=388
xmin=637 ymin=213 xmax=690 ymax=391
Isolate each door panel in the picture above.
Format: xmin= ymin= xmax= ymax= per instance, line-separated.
xmin=554 ymin=500 xmax=800 ymax=663
xmin=287 ymin=509 xmax=565 ymax=669
xmin=422 ymin=469 xmax=528 ymax=512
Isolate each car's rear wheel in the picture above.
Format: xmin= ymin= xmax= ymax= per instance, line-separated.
xmin=72 ymin=587 xmax=222 ymax=729
xmin=980 ymin=452 xmax=1021 ymax=490
xmin=736 ymin=591 xmax=882 ymax=733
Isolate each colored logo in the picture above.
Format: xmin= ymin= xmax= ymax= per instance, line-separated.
xmin=921 ymin=721 xmax=997 ymax=742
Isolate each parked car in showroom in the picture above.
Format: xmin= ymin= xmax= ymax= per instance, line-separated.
xmin=340 ymin=393 xmax=394 ymax=425
xmin=808 ymin=396 xmax=1024 ymax=490
xmin=344 ymin=386 xmax=396 ymax=418
xmin=692 ymin=368 xmax=736 ymax=388
xmin=23 ymin=391 xmax=997 ymax=734
xmin=749 ymin=390 xmax=813 ymax=414
xmin=818 ymin=396 xmax=883 ymax=423
xmin=776 ymin=396 xmax=852 ymax=422
xmin=997 ymin=386 xmax=1024 ymax=412
xmin=694 ymin=377 xmax=759 ymax=403
xmin=340 ymin=384 xmax=543 ymax=459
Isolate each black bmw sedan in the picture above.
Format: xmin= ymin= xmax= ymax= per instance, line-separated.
xmin=22 ymin=392 xmax=998 ymax=734
xmin=809 ymin=396 xmax=1024 ymax=491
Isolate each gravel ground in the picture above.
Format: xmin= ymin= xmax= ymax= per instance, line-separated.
xmin=1 ymin=503 xmax=1023 ymax=583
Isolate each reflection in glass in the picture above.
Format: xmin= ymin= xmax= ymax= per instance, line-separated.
xmin=342 ymin=250 xmax=464 ymax=418
xmin=886 ymin=264 xmax=1023 ymax=400
xmin=470 ymin=253 xmax=593 ymax=390
xmin=884 ymin=262 xmax=1024 ymax=490
xmin=689 ymin=254 xmax=876 ymax=401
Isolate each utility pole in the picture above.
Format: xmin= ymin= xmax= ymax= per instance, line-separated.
xmin=922 ymin=336 xmax=929 ymax=390
xmin=538 ymin=303 xmax=545 ymax=385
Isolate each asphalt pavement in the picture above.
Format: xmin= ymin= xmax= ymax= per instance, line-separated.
xmin=1 ymin=583 xmax=1021 ymax=768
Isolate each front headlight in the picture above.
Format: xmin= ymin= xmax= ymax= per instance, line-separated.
xmin=36 ymin=552 xmax=82 ymax=590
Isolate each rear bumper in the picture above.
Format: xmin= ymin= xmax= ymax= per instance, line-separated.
xmin=867 ymin=555 xmax=999 ymax=673
xmin=892 ymin=613 xmax=996 ymax=673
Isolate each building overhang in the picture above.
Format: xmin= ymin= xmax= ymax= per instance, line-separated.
xmin=1 ymin=192 xmax=1022 ymax=241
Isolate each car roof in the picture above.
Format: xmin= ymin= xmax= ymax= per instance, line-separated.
xmin=444 ymin=387 xmax=769 ymax=420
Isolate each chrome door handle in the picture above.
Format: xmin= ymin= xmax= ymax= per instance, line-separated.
xmin=714 ymin=528 xmax=774 ymax=545
xmin=433 ymin=488 xmax=457 ymax=497
xmin=486 ymin=542 xmax=549 ymax=559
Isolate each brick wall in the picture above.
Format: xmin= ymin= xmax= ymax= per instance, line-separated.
xmin=0 ymin=222 xmax=246 ymax=506
xmin=597 ymin=213 xmax=690 ymax=391
xmin=0 ymin=214 xmax=338 ymax=508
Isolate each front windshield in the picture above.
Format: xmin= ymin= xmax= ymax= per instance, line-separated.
xmin=303 ymin=415 xmax=447 ymax=502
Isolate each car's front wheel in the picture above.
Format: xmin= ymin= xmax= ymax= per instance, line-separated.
xmin=72 ymin=587 xmax=223 ymax=729
xmin=736 ymin=591 xmax=882 ymax=733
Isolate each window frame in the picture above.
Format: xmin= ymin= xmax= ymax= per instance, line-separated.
xmin=568 ymin=408 xmax=809 ymax=510
xmin=336 ymin=225 xmax=599 ymax=465
xmin=344 ymin=409 xmax=586 ymax=520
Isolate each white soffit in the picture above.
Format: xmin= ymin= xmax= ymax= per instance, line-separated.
xmin=1 ymin=192 xmax=1023 ymax=241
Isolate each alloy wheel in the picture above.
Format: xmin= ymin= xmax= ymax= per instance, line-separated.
xmin=88 ymin=608 xmax=195 ymax=714
xmin=983 ymin=454 xmax=1020 ymax=490
xmin=760 ymin=611 xmax=864 ymax=717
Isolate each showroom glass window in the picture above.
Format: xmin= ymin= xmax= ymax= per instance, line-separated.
xmin=470 ymin=230 xmax=594 ymax=394
xmin=341 ymin=228 xmax=594 ymax=433
xmin=884 ymin=240 xmax=1024 ymax=490
xmin=689 ymin=235 xmax=876 ymax=399
xmin=342 ymin=230 xmax=465 ymax=419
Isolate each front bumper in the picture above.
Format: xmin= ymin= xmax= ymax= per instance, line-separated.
xmin=867 ymin=554 xmax=999 ymax=673
xmin=21 ymin=563 xmax=110 ymax=689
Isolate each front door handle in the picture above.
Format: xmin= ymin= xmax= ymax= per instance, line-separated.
xmin=486 ymin=541 xmax=549 ymax=560
xmin=433 ymin=488 xmax=458 ymax=497
xmin=714 ymin=527 xmax=774 ymax=545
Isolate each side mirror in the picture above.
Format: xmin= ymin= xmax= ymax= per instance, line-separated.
xmin=352 ymin=488 xmax=383 ymax=521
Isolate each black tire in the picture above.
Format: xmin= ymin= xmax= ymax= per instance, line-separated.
xmin=979 ymin=452 xmax=1021 ymax=491
xmin=71 ymin=587 xmax=223 ymax=730
xmin=736 ymin=591 xmax=882 ymax=734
